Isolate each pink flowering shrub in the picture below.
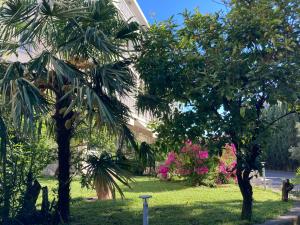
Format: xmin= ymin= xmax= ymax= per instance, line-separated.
xmin=158 ymin=140 xmax=215 ymax=185
xmin=218 ymin=144 xmax=237 ymax=184
xmin=158 ymin=165 xmax=169 ymax=178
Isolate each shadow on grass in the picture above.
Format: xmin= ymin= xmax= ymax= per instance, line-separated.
xmin=69 ymin=198 xmax=290 ymax=225
xmin=124 ymin=179 xmax=190 ymax=193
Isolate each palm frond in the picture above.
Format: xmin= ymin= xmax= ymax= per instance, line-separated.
xmin=0 ymin=0 xmax=140 ymax=143
xmin=83 ymin=151 xmax=133 ymax=199
xmin=137 ymin=142 xmax=155 ymax=169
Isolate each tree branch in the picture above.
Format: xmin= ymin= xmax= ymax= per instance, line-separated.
xmin=266 ymin=110 xmax=297 ymax=129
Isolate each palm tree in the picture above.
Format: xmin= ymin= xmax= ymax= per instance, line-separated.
xmin=0 ymin=0 xmax=140 ymax=222
xmin=82 ymin=151 xmax=133 ymax=200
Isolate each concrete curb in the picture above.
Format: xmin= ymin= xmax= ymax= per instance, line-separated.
xmin=257 ymin=201 xmax=300 ymax=225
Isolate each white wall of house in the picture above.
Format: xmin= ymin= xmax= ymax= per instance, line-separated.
xmin=114 ymin=0 xmax=156 ymax=143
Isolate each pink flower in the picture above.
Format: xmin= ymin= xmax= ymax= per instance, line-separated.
xmin=219 ymin=162 xmax=227 ymax=174
xmin=165 ymin=151 xmax=177 ymax=166
xmin=159 ymin=165 xmax=169 ymax=174
xmin=181 ymin=146 xmax=188 ymax=153
xmin=230 ymin=144 xmax=237 ymax=155
xmin=167 ymin=151 xmax=176 ymax=161
xmin=185 ymin=139 xmax=192 ymax=146
xmin=195 ymin=166 xmax=209 ymax=175
xmin=230 ymin=161 xmax=237 ymax=168
xmin=175 ymin=160 xmax=182 ymax=167
xmin=198 ymin=151 xmax=209 ymax=159
xmin=191 ymin=144 xmax=201 ymax=152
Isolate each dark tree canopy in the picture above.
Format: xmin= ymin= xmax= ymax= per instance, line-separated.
xmin=137 ymin=0 xmax=300 ymax=220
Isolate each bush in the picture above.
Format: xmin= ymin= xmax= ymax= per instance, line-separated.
xmin=157 ymin=141 xmax=237 ymax=187
xmin=292 ymin=167 xmax=300 ymax=185
xmin=0 ymin=131 xmax=55 ymax=224
xmin=158 ymin=141 xmax=216 ymax=186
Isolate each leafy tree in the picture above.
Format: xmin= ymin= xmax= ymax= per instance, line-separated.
xmin=262 ymin=103 xmax=299 ymax=170
xmin=137 ymin=0 xmax=300 ymax=220
xmin=288 ymin=122 xmax=300 ymax=162
xmin=0 ymin=0 xmax=139 ymax=222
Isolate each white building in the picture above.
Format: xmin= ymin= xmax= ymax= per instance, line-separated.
xmin=115 ymin=0 xmax=156 ymax=144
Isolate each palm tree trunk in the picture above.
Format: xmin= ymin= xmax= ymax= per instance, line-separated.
xmin=0 ymin=117 xmax=9 ymax=224
xmin=1 ymin=139 xmax=10 ymax=225
xmin=95 ymin=181 xmax=114 ymax=200
xmin=54 ymin=102 xmax=74 ymax=223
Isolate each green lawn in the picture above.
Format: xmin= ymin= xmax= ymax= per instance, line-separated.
xmin=40 ymin=177 xmax=292 ymax=225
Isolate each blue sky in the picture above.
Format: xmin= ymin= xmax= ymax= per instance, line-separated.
xmin=137 ymin=0 xmax=226 ymax=24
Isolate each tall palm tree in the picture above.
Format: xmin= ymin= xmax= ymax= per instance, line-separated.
xmin=0 ymin=0 xmax=140 ymax=222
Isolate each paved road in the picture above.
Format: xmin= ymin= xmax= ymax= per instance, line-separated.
xmin=265 ymin=170 xmax=297 ymax=190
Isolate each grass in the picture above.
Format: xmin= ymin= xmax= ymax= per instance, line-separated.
xmin=40 ymin=176 xmax=292 ymax=225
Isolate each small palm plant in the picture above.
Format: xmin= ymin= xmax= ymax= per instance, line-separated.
xmin=81 ymin=151 xmax=132 ymax=200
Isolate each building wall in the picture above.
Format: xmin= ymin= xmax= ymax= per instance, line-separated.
xmin=114 ymin=0 xmax=156 ymax=143
xmin=114 ymin=0 xmax=149 ymax=28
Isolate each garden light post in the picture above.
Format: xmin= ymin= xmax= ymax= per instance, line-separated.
xmin=261 ymin=162 xmax=266 ymax=190
xmin=139 ymin=195 xmax=152 ymax=225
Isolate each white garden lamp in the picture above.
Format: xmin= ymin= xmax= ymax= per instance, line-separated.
xmin=261 ymin=162 xmax=266 ymax=189
xmin=139 ymin=195 xmax=152 ymax=225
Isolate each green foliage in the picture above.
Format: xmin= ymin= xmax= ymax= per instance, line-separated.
xmin=137 ymin=0 xmax=300 ymax=152
xmin=132 ymin=142 xmax=156 ymax=175
xmin=137 ymin=0 xmax=299 ymax=219
xmin=288 ymin=122 xmax=300 ymax=163
xmin=0 ymin=0 xmax=140 ymax=137
xmin=86 ymin=128 xmax=117 ymax=153
xmin=81 ymin=151 xmax=132 ymax=199
xmin=262 ymin=103 xmax=300 ymax=170
xmin=292 ymin=167 xmax=300 ymax=185
xmin=0 ymin=127 xmax=55 ymax=223
xmin=71 ymin=125 xmax=118 ymax=173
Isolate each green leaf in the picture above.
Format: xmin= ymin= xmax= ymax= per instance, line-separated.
xmin=240 ymin=107 xmax=246 ymax=118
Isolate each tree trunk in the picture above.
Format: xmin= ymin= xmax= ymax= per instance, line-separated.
xmin=95 ymin=181 xmax=114 ymax=200
xmin=234 ymin=140 xmax=260 ymax=221
xmin=54 ymin=103 xmax=74 ymax=223
xmin=2 ymin=144 xmax=10 ymax=225
xmin=0 ymin=118 xmax=9 ymax=225
xmin=282 ymin=179 xmax=294 ymax=202
xmin=237 ymin=167 xmax=253 ymax=221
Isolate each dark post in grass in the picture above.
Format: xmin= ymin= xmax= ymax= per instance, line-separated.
xmin=282 ymin=179 xmax=294 ymax=202
xmin=139 ymin=195 xmax=152 ymax=225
